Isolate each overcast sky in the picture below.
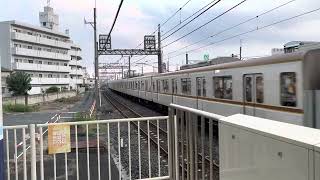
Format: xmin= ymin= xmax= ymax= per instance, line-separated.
xmin=1 ymin=0 xmax=320 ymax=75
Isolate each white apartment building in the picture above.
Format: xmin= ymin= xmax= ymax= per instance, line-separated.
xmin=0 ymin=6 xmax=84 ymax=95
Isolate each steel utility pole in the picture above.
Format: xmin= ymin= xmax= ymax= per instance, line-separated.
xmin=85 ymin=7 xmax=100 ymax=116
xmin=94 ymin=8 xmax=100 ymax=110
xmin=186 ymin=53 xmax=189 ymax=65
xmin=157 ymin=24 xmax=163 ymax=73
xmin=128 ymin=56 xmax=131 ymax=78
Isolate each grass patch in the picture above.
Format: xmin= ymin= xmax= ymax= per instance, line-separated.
xmin=3 ymin=104 xmax=39 ymax=113
xmin=74 ymin=112 xmax=95 ymax=122
xmin=54 ymin=96 xmax=81 ymax=104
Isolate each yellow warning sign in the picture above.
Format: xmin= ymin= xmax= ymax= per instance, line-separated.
xmin=48 ymin=124 xmax=71 ymax=154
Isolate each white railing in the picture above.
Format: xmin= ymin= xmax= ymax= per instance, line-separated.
xmin=168 ymin=104 xmax=225 ymax=180
xmin=4 ymin=115 xmax=170 ymax=180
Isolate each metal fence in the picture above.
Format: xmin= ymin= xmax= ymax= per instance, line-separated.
xmin=4 ymin=115 xmax=170 ymax=180
xmin=3 ymin=104 xmax=225 ymax=180
xmin=168 ymin=104 xmax=225 ymax=180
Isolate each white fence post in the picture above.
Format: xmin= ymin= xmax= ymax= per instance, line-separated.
xmin=29 ymin=124 xmax=37 ymax=180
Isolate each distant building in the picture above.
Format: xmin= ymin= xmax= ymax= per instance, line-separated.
xmin=0 ymin=5 xmax=84 ymax=95
xmin=272 ymin=41 xmax=320 ymax=55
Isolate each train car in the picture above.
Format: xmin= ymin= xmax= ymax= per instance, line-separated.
xmin=108 ymin=49 xmax=320 ymax=128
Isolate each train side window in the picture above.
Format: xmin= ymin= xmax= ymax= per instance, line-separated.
xmin=162 ymin=79 xmax=169 ymax=93
xmin=213 ymin=76 xmax=232 ymax=99
xmin=256 ymin=76 xmax=264 ymax=103
xmin=156 ymin=80 xmax=160 ymax=93
xmin=203 ymin=78 xmax=206 ymax=97
xmin=245 ymin=76 xmax=252 ymax=102
xmin=172 ymin=79 xmax=177 ymax=94
xmin=280 ymin=72 xmax=297 ymax=107
xmin=181 ymin=78 xmax=191 ymax=95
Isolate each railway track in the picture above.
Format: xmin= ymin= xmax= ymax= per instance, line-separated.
xmin=103 ymin=90 xmax=218 ymax=177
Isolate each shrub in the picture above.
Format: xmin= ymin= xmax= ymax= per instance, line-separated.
xmin=3 ymin=104 xmax=38 ymax=112
xmin=74 ymin=112 xmax=94 ymax=122
xmin=46 ymin=86 xmax=60 ymax=94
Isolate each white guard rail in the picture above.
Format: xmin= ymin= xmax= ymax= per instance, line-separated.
xmin=168 ymin=104 xmax=225 ymax=180
xmin=4 ymin=115 xmax=170 ymax=180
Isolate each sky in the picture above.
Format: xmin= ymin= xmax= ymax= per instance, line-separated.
xmin=1 ymin=0 xmax=320 ymax=76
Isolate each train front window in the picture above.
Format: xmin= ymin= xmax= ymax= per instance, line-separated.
xmin=280 ymin=72 xmax=297 ymax=107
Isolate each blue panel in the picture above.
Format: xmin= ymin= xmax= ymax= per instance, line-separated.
xmin=0 ymin=139 xmax=3 ymax=180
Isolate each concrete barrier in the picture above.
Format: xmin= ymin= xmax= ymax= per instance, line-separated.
xmin=2 ymin=91 xmax=77 ymax=105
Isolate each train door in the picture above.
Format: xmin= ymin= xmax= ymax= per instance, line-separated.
xmin=243 ymin=74 xmax=264 ymax=116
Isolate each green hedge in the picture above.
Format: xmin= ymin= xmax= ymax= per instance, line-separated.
xmin=3 ymin=104 xmax=39 ymax=112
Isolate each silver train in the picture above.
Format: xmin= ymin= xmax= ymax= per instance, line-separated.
xmin=108 ymin=49 xmax=320 ymax=128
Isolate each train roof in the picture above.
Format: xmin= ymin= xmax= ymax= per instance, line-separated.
xmin=121 ymin=49 xmax=319 ymax=81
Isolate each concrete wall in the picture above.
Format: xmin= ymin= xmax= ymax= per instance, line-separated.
xmin=0 ymin=22 xmax=11 ymax=70
xmin=2 ymin=91 xmax=77 ymax=105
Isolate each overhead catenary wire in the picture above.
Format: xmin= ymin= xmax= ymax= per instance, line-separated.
xmin=166 ymin=0 xmax=298 ymax=56
xmin=169 ymin=7 xmax=320 ymax=59
xmin=161 ymin=0 xmax=222 ymax=41
xmin=103 ymin=0 xmax=124 ymax=50
xmin=162 ymin=0 xmax=219 ymax=37
xmin=162 ymin=0 xmax=247 ymax=48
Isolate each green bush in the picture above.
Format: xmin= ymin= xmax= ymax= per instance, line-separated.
xmin=46 ymin=86 xmax=60 ymax=93
xmin=3 ymin=104 xmax=39 ymax=112
xmin=74 ymin=112 xmax=94 ymax=122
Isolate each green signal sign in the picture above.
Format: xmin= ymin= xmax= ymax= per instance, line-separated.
xmin=204 ymin=54 xmax=209 ymax=61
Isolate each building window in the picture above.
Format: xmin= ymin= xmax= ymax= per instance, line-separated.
xmin=38 ymin=61 xmax=42 ymax=64
xmin=27 ymin=46 xmax=32 ymax=49
xmin=64 ymin=63 xmax=68 ymax=66
xmin=48 ymin=74 xmax=53 ymax=78
xmin=213 ymin=76 xmax=232 ymax=99
xmin=48 ymin=62 xmax=53 ymax=65
xmin=181 ymin=78 xmax=191 ymax=95
xmin=43 ymin=22 xmax=46 ymax=26
xmin=28 ymin=60 xmax=34 ymax=64
xmin=280 ymin=72 xmax=297 ymax=107
xmin=27 ymin=32 xmax=32 ymax=35
xmin=39 ymin=74 xmax=43 ymax=78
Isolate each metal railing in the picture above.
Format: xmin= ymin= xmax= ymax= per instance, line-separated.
xmin=168 ymin=104 xmax=225 ymax=180
xmin=3 ymin=104 xmax=225 ymax=180
xmin=4 ymin=116 xmax=170 ymax=180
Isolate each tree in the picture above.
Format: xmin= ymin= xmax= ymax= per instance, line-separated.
xmin=6 ymin=72 xmax=32 ymax=105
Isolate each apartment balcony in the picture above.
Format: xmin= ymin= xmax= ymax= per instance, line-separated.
xmin=31 ymin=77 xmax=70 ymax=85
xmin=69 ymin=50 xmax=82 ymax=57
xmin=70 ymin=69 xmax=83 ymax=76
xmin=12 ymin=47 xmax=70 ymax=61
xmin=11 ymin=32 xmax=71 ymax=49
xmin=70 ymin=78 xmax=84 ymax=85
xmin=69 ymin=60 xmax=83 ymax=67
xmin=14 ymin=62 xmax=71 ymax=73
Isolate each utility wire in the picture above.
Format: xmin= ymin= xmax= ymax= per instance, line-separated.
xmin=163 ymin=0 xmax=247 ymax=47
xmin=104 ymin=0 xmax=124 ymax=49
xmin=161 ymin=0 xmax=192 ymax=27
xmin=162 ymin=0 xmax=222 ymax=41
xmin=107 ymin=0 xmax=124 ymax=37
xmin=162 ymin=0 xmax=218 ymax=37
xmin=166 ymin=0 xmax=298 ymax=56
xmin=169 ymin=7 xmax=320 ymax=59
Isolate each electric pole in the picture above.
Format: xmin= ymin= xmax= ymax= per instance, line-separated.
xmin=186 ymin=53 xmax=189 ymax=65
xmin=128 ymin=56 xmax=131 ymax=78
xmin=85 ymin=7 xmax=99 ymax=117
xmin=157 ymin=24 xmax=163 ymax=73
xmin=240 ymin=39 xmax=242 ymax=60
